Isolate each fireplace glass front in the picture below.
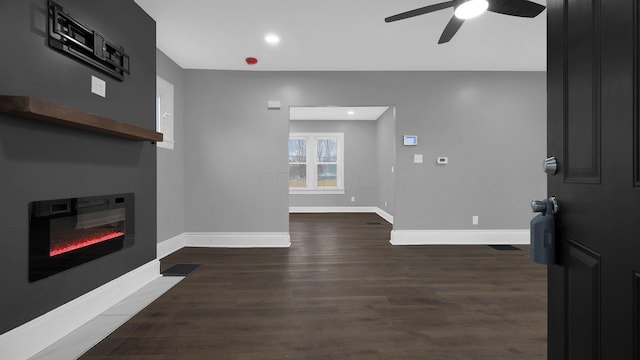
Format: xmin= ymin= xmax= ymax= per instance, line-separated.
xmin=29 ymin=193 xmax=134 ymax=282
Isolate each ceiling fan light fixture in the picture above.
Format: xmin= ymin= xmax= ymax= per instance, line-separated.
xmin=454 ymin=0 xmax=489 ymax=19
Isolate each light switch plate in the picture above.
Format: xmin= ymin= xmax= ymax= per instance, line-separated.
xmin=414 ymin=154 xmax=423 ymax=163
xmin=267 ymin=100 xmax=281 ymax=110
xmin=91 ymin=76 xmax=106 ymax=98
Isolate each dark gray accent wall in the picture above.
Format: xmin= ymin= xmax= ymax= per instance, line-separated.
xmin=289 ymin=120 xmax=379 ymax=207
xmin=0 ymin=0 xmax=156 ymax=334
xmin=183 ymin=70 xmax=545 ymax=234
xmin=156 ymin=50 xmax=185 ymax=242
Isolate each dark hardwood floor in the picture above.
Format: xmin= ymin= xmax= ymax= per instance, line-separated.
xmin=80 ymin=213 xmax=546 ymax=359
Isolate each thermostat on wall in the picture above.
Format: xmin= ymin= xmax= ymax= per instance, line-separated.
xmin=436 ymin=156 xmax=449 ymax=165
xmin=403 ymin=135 xmax=418 ymax=146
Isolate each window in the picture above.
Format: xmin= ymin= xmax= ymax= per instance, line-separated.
xmin=289 ymin=133 xmax=344 ymax=194
xmin=156 ymin=75 xmax=174 ymax=150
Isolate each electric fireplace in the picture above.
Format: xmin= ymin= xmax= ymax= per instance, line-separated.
xmin=29 ymin=193 xmax=134 ymax=282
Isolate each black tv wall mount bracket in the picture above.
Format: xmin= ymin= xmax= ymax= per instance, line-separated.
xmin=47 ymin=0 xmax=130 ymax=81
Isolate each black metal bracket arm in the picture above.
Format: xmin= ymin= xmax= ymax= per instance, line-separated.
xmin=47 ymin=0 xmax=130 ymax=81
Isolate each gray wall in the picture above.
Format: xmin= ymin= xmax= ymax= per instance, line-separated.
xmin=289 ymin=120 xmax=379 ymax=207
xmin=393 ymin=73 xmax=546 ymax=229
xmin=376 ymin=107 xmax=396 ymax=215
xmin=183 ymin=70 xmax=545 ymax=234
xmin=0 ymin=0 xmax=156 ymax=334
xmin=183 ymin=71 xmax=290 ymax=232
xmin=156 ymin=50 xmax=185 ymax=242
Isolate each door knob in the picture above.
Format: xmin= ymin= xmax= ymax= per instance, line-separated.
xmin=531 ymin=200 xmax=547 ymax=213
xmin=543 ymin=156 xmax=558 ymax=175
xmin=531 ymin=197 xmax=558 ymax=215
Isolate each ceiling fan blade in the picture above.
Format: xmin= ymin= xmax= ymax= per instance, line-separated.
xmin=385 ymin=1 xmax=455 ymax=23
xmin=438 ymin=16 xmax=464 ymax=44
xmin=487 ymin=0 xmax=546 ymax=18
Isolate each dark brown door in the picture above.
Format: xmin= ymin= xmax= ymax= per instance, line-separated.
xmin=547 ymin=0 xmax=640 ymax=358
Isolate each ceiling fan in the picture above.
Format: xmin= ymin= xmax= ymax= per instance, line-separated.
xmin=385 ymin=0 xmax=546 ymax=44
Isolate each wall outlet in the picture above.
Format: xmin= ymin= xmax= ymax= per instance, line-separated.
xmin=351 ymin=196 xmax=355 ymax=202
xmin=472 ymin=216 xmax=479 ymax=225
xmin=413 ymin=154 xmax=423 ymax=163
xmin=91 ymin=75 xmax=106 ymax=98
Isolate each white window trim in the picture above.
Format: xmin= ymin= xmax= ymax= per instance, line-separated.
xmin=289 ymin=132 xmax=345 ymax=195
xmin=156 ymin=75 xmax=175 ymax=150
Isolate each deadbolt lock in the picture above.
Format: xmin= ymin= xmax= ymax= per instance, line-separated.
xmin=544 ymin=156 xmax=558 ymax=175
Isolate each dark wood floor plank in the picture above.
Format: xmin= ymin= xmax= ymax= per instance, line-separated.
xmin=80 ymin=213 xmax=546 ymax=359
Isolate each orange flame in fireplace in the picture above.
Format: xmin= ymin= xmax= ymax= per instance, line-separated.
xmin=49 ymin=231 xmax=125 ymax=257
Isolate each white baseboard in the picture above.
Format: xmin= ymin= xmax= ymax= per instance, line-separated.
xmin=390 ymin=229 xmax=529 ymax=245
xmin=157 ymin=233 xmax=187 ymax=259
xmin=156 ymin=232 xmax=291 ymax=264
xmin=0 ymin=260 xmax=160 ymax=360
xmin=375 ymin=208 xmax=394 ymax=224
xmin=289 ymin=206 xmax=394 ymax=224
xmin=185 ymin=232 xmax=291 ymax=248
xmin=289 ymin=206 xmax=378 ymax=213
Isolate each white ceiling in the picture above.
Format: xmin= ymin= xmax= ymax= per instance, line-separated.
xmin=290 ymin=106 xmax=390 ymax=121
xmin=133 ymin=0 xmax=546 ymax=71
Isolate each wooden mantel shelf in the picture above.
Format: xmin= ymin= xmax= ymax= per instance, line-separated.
xmin=0 ymin=96 xmax=163 ymax=142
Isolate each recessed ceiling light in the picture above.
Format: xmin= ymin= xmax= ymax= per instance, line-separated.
xmin=347 ymin=110 xmax=355 ymax=115
xmin=265 ymin=34 xmax=280 ymax=45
